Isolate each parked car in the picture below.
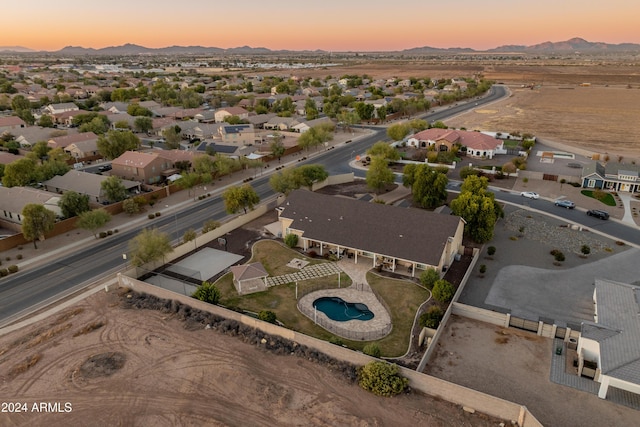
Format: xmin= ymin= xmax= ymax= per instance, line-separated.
xmin=520 ymin=191 xmax=539 ymax=200
xmin=586 ymin=209 xmax=609 ymax=220
xmin=554 ymin=199 xmax=576 ymax=209
xmin=98 ymin=164 xmax=112 ymax=172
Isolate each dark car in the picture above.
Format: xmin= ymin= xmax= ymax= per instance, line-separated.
xmin=587 ymin=209 xmax=609 ymax=220
xmin=98 ymin=164 xmax=112 ymax=172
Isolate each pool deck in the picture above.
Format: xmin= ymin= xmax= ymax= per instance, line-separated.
xmin=297 ymin=260 xmax=392 ymax=339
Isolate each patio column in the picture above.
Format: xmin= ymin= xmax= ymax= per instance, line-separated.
xmin=373 ymin=253 xmax=377 ymax=268
xmin=598 ymin=376 xmax=610 ymax=399
xmin=319 ymin=242 xmax=323 ymax=256
xmin=354 ymin=251 xmax=358 ymax=264
xmin=392 ymin=258 xmax=396 ymax=272
xmin=411 ymin=263 xmax=416 ymax=277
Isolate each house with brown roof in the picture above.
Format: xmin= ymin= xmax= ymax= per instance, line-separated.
xmin=407 ymin=129 xmax=503 ymax=159
xmin=277 ymin=190 xmax=465 ymax=277
xmin=229 ymin=262 xmax=269 ymax=294
xmin=219 ymin=124 xmax=256 ymax=145
xmin=48 ymin=132 xmax=98 ymax=150
xmin=43 ymin=170 xmax=141 ymax=204
xmin=44 ymin=102 xmax=79 ymax=115
xmin=0 ymin=186 xmax=62 ymax=229
xmin=214 ymin=106 xmax=249 ymax=123
xmin=0 ymin=116 xmax=26 ymax=133
xmin=110 ymin=151 xmax=172 ymax=185
xmin=64 ymin=139 xmax=101 ymax=162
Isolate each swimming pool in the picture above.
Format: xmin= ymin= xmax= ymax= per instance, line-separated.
xmin=313 ymin=296 xmax=374 ymax=322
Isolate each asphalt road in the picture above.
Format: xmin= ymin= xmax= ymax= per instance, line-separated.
xmin=4 ymin=84 xmax=637 ymax=326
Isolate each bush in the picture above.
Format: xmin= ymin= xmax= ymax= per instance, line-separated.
xmin=16 ymin=254 xmax=23 ymax=260
xmin=329 ymin=336 xmax=344 ymax=346
xmin=202 ymin=220 xmax=220 ymax=234
xmin=432 ymin=279 xmax=455 ymax=303
xmin=554 ymin=251 xmax=565 ymax=262
xmin=419 ymin=268 xmax=439 ymax=289
xmin=107 ymin=230 xmax=113 ymax=236
xmin=284 ymin=233 xmax=299 ymax=248
xmin=192 ymin=281 xmax=221 ymax=304
xmin=419 ymin=305 xmax=444 ymax=329
xmin=155 ymin=212 xmax=161 ymax=217
xmin=358 ymin=361 xmax=408 ymax=397
xmin=307 ymin=250 xmax=317 ymax=258
xmin=487 ymin=246 xmax=496 ymax=256
xmin=148 ymin=213 xmax=155 ymax=219
xmin=363 ymin=343 xmax=381 ymax=358
xmin=8 ymin=265 xmax=18 ymax=274
xmin=479 ymin=264 xmax=487 ymax=274
xmin=5 ymin=256 xmax=10 ymax=261
xmin=0 ymin=269 xmax=8 ymax=277
xmin=99 ymin=231 xmax=107 ymax=238
xmin=258 ymin=310 xmax=277 ymax=324
xmin=580 ymin=245 xmax=591 ymax=256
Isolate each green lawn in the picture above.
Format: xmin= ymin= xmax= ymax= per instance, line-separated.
xmin=580 ymin=190 xmax=617 ymax=206
xmin=213 ymin=239 xmax=428 ymax=357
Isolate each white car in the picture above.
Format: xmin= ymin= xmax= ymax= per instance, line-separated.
xmin=521 ymin=191 xmax=539 ymax=200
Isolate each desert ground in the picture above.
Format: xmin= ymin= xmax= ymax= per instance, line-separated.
xmin=0 ymin=289 xmax=503 ymax=427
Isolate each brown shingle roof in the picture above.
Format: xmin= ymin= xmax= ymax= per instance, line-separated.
xmin=280 ymin=190 xmax=462 ymax=266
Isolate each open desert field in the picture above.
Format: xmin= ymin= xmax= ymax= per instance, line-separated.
xmin=0 ymin=289 xmax=502 ymax=427
xmin=266 ymin=60 xmax=640 ymax=160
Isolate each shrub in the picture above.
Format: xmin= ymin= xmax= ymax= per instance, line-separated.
xmin=580 ymin=245 xmax=591 ymax=256
xmin=419 ymin=306 xmax=444 ymax=329
xmin=432 ymin=279 xmax=455 ymax=303
xmin=107 ymin=230 xmax=113 ymax=236
xmin=258 ymin=310 xmax=277 ymax=324
xmin=5 ymin=256 xmax=10 ymax=261
xmin=148 ymin=213 xmax=155 ymax=219
xmin=99 ymin=231 xmax=107 ymax=238
xmin=329 ymin=336 xmax=344 ymax=346
xmin=16 ymin=254 xmax=23 ymax=260
xmin=358 ymin=361 xmax=408 ymax=397
xmin=155 ymin=212 xmax=161 ymax=217
xmin=363 ymin=343 xmax=381 ymax=358
xmin=284 ymin=233 xmax=299 ymax=248
xmin=487 ymin=246 xmax=496 ymax=256
xmin=307 ymin=250 xmax=317 ymax=258
xmin=202 ymin=220 xmax=220 ymax=234
xmin=192 ymin=281 xmax=221 ymax=304
xmin=479 ymin=264 xmax=487 ymax=274
xmin=8 ymin=265 xmax=18 ymax=273
xmin=522 ymin=177 xmax=529 ymax=184
xmin=554 ymin=251 xmax=565 ymax=262
xmin=0 ymin=269 xmax=8 ymax=277
xmin=419 ymin=268 xmax=440 ymax=289
xmin=550 ymin=249 xmax=560 ymax=256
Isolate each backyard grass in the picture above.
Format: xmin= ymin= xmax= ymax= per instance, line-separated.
xmin=213 ymin=239 xmax=428 ymax=357
xmin=580 ymin=190 xmax=617 ymax=206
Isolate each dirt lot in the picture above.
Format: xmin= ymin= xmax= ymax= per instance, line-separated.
xmin=0 ymin=290 xmax=504 ymax=427
xmin=425 ymin=316 xmax=640 ymax=427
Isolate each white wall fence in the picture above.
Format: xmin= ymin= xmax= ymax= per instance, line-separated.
xmin=311 ymin=172 xmax=355 ymax=191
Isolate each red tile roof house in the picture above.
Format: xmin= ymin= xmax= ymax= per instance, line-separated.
xmin=277 ymin=190 xmax=465 ymax=277
xmin=407 ymin=129 xmax=504 ymax=159
xmin=111 ymin=151 xmax=173 ymax=185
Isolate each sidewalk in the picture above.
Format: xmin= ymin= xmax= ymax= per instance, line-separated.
xmin=2 ymin=128 xmax=374 ymax=273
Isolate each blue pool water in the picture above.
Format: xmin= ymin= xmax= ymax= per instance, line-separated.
xmin=313 ymin=297 xmax=374 ymax=322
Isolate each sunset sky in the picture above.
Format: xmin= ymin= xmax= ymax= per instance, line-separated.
xmin=4 ymin=0 xmax=639 ymax=51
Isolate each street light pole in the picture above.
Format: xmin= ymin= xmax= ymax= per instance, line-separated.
xmin=165 ymin=205 xmax=178 ymax=242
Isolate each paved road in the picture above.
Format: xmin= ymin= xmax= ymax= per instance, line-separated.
xmin=5 ymin=83 xmax=636 ymax=328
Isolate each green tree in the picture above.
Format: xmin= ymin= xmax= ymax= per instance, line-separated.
xmin=122 ymin=198 xmax=141 ymax=215
xmin=376 ymin=105 xmax=387 ymax=123
xmin=366 ymin=156 xmax=394 ymax=193
xmin=58 ymin=191 xmax=90 ymax=218
xmin=269 ymin=137 xmax=285 ymax=162
xmin=419 ymin=268 xmax=440 ymax=289
xmin=336 ymin=109 xmax=360 ymax=131
xmin=459 ymin=165 xmax=480 ymax=180
xmin=129 ymin=228 xmax=173 ymax=267
xmin=367 ymin=141 xmax=400 ymax=161
xmin=176 ymin=172 xmax=201 ymax=198
xmin=502 ymin=161 xmax=517 ymax=178
xmin=419 ymin=306 xmax=444 ymax=329
xmin=183 ymin=228 xmax=197 ymax=247
xmin=97 ymin=130 xmax=140 ymax=160
xmin=21 ymin=204 xmax=56 ymax=249
xmin=101 ymin=175 xmax=128 ymax=202
xmin=192 ymin=281 xmax=221 ymax=304
xmin=114 ymin=120 xmax=131 ymax=130
xmin=358 ymin=362 xmax=408 ymax=397
xmin=402 ymin=164 xmax=448 ymax=209
xmin=284 ymin=233 xmax=299 ymax=248
xmin=223 ymin=184 xmax=260 ymax=214
xmin=37 ymin=114 xmax=54 ymax=128
xmin=162 ymin=125 xmax=182 ymax=149
xmin=202 ymin=219 xmax=220 ymax=234
xmin=354 ymin=102 xmax=375 ymax=121
xmin=134 ymin=116 xmax=153 ymax=133
xmin=305 ymin=98 xmax=319 ymax=120
xmin=386 ymin=123 xmax=411 ymax=141
xmin=30 ymin=141 xmax=51 ymax=161
xmin=2 ymin=158 xmax=37 ymax=187
xmin=293 ymin=164 xmax=329 ymax=189
xmin=258 ymin=310 xmax=277 ymax=324
xmin=79 ymin=116 xmax=110 ymax=135
xmin=37 ymin=158 xmax=70 ymax=181
xmin=76 ymin=209 xmax=112 ymax=238
xmin=432 ymin=279 xmax=455 ymax=303
xmin=127 ymin=103 xmax=152 ymax=117
xmin=450 ymin=175 xmax=503 ymax=243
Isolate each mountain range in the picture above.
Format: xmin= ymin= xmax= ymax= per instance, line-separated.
xmin=1 ymin=38 xmax=638 ymax=55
